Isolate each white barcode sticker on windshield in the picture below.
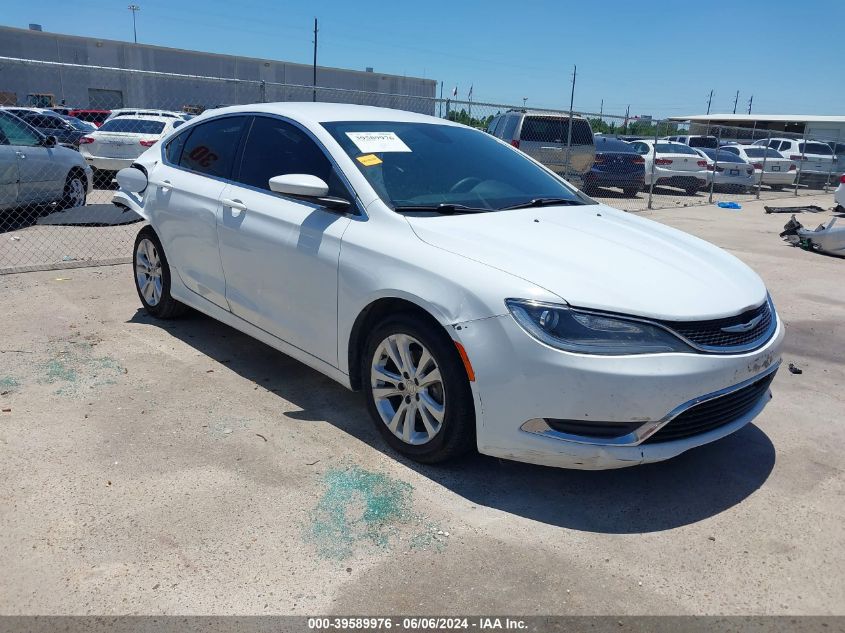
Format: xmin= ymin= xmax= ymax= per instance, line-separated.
xmin=345 ymin=132 xmax=411 ymax=153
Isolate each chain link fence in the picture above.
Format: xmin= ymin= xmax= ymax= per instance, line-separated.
xmin=1 ymin=57 xmax=842 ymax=274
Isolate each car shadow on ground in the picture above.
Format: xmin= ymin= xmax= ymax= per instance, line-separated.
xmin=129 ymin=308 xmax=776 ymax=535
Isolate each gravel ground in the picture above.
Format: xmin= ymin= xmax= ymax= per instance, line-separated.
xmin=0 ymin=193 xmax=842 ymax=616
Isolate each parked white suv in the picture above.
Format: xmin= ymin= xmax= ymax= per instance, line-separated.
xmin=0 ymin=110 xmax=92 ymax=212
xmin=666 ymin=135 xmax=719 ymax=149
xmin=114 ymin=103 xmax=783 ymax=470
xmin=753 ymin=138 xmax=835 ymax=186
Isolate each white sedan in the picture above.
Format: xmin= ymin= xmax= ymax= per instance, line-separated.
xmin=79 ymin=115 xmax=183 ymax=172
xmin=628 ymin=140 xmax=709 ymax=194
xmin=114 ymin=103 xmax=784 ymax=470
xmin=720 ymin=144 xmax=797 ymax=188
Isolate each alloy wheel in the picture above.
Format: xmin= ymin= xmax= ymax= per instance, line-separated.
xmin=135 ymin=238 xmax=163 ymax=306
xmin=370 ymin=333 xmax=446 ymax=445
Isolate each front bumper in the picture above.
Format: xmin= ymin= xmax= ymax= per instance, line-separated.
xmin=455 ymin=311 xmax=784 ymax=469
xmin=81 ymin=155 xmax=135 ymax=171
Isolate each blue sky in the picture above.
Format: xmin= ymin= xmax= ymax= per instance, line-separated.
xmin=4 ymin=0 xmax=843 ymax=118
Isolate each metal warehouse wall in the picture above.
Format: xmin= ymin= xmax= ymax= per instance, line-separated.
xmin=0 ymin=25 xmax=437 ymax=112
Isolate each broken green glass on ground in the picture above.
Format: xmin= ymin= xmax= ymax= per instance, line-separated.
xmin=308 ymin=465 xmax=446 ymax=559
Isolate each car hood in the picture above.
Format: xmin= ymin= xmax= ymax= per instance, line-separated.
xmin=406 ymin=204 xmax=768 ymax=321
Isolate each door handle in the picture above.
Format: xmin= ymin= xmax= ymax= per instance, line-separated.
xmin=159 ymin=179 xmax=172 ymax=192
xmin=222 ymin=198 xmax=247 ymax=212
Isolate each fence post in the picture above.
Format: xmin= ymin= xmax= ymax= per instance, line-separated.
xmin=823 ymin=129 xmax=841 ymax=193
xmin=708 ymin=127 xmax=722 ymax=204
xmin=259 ymin=80 xmax=266 ymax=103
xmin=794 ymin=128 xmax=808 ymax=197
xmin=757 ymin=132 xmax=771 ymax=200
xmin=647 ymin=124 xmax=660 ymax=210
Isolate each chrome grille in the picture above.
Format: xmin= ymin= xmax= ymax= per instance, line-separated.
xmin=659 ymin=300 xmax=774 ymax=351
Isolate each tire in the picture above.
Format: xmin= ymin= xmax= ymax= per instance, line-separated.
xmin=684 ymin=186 xmax=699 ymax=196
xmin=362 ymin=313 xmax=475 ymax=463
xmin=57 ymin=171 xmax=87 ymax=210
xmin=623 ymin=188 xmax=638 ymax=198
xmin=769 ymin=184 xmax=783 ymax=191
xmin=133 ymin=226 xmax=188 ymax=319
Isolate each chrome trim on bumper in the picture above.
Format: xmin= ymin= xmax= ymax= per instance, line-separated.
xmin=520 ymin=359 xmax=781 ymax=447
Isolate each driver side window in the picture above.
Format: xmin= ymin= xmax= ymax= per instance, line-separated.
xmin=0 ymin=113 xmax=41 ymax=147
xmin=235 ymin=116 xmax=348 ymax=199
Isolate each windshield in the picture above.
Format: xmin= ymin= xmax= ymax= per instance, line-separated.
xmin=687 ymin=136 xmax=718 ymax=148
xmin=699 ymin=149 xmax=745 ymax=163
xmin=321 ymin=121 xmax=589 ymax=211
xmin=655 ymin=142 xmax=700 ymax=155
xmin=743 ymin=147 xmax=782 ymax=159
xmin=98 ymin=119 xmax=166 ymax=134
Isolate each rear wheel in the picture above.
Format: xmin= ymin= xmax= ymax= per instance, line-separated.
xmin=623 ymin=188 xmax=638 ymax=198
xmin=133 ymin=226 xmax=187 ymax=319
xmin=684 ymin=185 xmax=700 ymax=196
xmin=362 ymin=314 xmax=475 ymax=463
xmin=57 ymin=172 xmax=86 ymax=210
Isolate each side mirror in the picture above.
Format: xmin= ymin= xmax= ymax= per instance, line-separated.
xmin=116 ymin=167 xmax=148 ymax=193
xmin=269 ymin=174 xmax=351 ymax=211
xmin=42 ymin=135 xmax=57 ymax=148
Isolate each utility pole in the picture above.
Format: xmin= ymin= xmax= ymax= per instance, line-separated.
xmin=312 ymin=18 xmax=318 ymax=102
xmin=706 ymin=89 xmax=713 ymax=115
xmin=565 ymin=65 xmax=576 ymax=175
xmin=128 ymin=4 xmax=140 ymax=43
xmin=439 ymin=81 xmax=443 ymax=118
xmin=599 ymin=98 xmax=603 ymax=118
xmin=732 ymin=90 xmax=739 ymax=114
xmin=623 ymin=104 xmax=630 ymax=134
xmin=747 ymin=95 xmax=753 ymax=115
xmin=522 ymin=97 xmax=527 ymax=108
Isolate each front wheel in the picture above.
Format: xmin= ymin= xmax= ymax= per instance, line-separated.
xmin=362 ymin=314 xmax=475 ymax=463
xmin=623 ymin=188 xmax=639 ymax=198
xmin=684 ymin=186 xmax=700 ymax=196
xmin=133 ymin=226 xmax=188 ymax=319
xmin=57 ymin=171 xmax=87 ymax=210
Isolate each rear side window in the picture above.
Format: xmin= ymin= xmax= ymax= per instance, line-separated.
xmin=235 ymin=116 xmax=336 ymax=193
xmin=165 ymin=129 xmax=190 ymax=164
xmin=501 ymin=115 xmax=519 ymax=140
xmin=179 ymin=116 xmax=247 ymax=178
xmin=519 ymin=116 xmax=593 ymax=145
xmin=721 ymin=146 xmax=740 ymax=155
xmin=799 ymin=142 xmax=833 ymax=156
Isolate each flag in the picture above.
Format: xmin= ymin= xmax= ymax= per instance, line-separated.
xmin=452 ymin=85 xmax=457 ymax=98
xmin=468 ymin=85 xmax=473 ymax=100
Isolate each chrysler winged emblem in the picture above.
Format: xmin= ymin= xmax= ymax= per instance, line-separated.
xmin=721 ymin=314 xmax=763 ymax=333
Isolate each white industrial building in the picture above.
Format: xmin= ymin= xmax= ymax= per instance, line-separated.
xmin=671 ymin=113 xmax=845 ymax=143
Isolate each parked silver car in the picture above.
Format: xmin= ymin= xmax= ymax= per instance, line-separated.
xmin=0 ymin=110 xmax=92 ymax=212
xmin=486 ymin=110 xmax=595 ymax=184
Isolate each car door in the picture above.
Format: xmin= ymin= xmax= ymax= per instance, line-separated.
xmin=0 ymin=112 xmax=64 ymax=204
xmin=216 ymin=115 xmax=353 ymax=365
xmin=0 ymin=129 xmax=20 ymax=209
xmin=148 ymin=114 xmax=249 ymax=309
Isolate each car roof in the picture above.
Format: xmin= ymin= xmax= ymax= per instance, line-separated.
xmin=194 ymin=102 xmax=466 ymax=127
xmin=102 ymin=114 xmax=175 ymax=123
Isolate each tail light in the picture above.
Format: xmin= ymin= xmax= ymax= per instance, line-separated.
xmin=714 ymin=165 xmax=724 ymax=172
xmin=632 ymin=156 xmax=645 ymax=165
xmin=593 ymin=155 xmax=606 ymax=164
xmin=139 ymin=139 xmax=157 ymax=147
xmin=790 ymin=154 xmax=806 ymax=161
xmin=79 ymin=136 xmax=95 ymax=144
xmin=510 ymin=139 xmax=520 ymax=149
xmin=752 ymin=163 xmax=764 ymax=170
xmin=840 ymin=174 xmax=845 ymax=183
xmin=789 ymin=164 xmax=797 ymax=171
xmin=654 ymin=158 xmax=673 ymax=165
xmin=696 ymin=160 xmax=707 ymax=168
xmin=705 ymin=164 xmax=715 ymax=171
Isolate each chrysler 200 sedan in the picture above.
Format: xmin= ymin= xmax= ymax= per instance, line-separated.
xmin=113 ymin=103 xmax=783 ymax=470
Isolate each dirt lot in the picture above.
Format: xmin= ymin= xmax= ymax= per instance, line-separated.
xmin=0 ymin=193 xmax=843 ymax=615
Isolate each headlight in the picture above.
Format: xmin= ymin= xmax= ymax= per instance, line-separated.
xmin=505 ymin=299 xmax=694 ymax=355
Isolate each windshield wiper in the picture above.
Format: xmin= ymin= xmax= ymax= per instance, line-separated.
xmin=500 ymin=197 xmax=584 ymax=210
xmin=393 ymin=203 xmax=492 ymax=215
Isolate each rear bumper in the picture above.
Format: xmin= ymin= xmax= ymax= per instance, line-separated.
xmin=584 ymin=171 xmax=645 ymax=188
xmin=81 ymin=156 xmax=134 ymax=171
xmin=645 ymin=166 xmax=708 ymax=187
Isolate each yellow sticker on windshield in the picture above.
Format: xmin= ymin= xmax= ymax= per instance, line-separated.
xmin=356 ymin=154 xmax=383 ymax=166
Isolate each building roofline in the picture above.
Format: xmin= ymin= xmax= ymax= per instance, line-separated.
xmin=0 ymin=24 xmax=435 ymax=85
xmin=670 ymin=113 xmax=845 ymax=123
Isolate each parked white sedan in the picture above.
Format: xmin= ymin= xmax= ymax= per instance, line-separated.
xmin=628 ymin=140 xmax=709 ymax=194
xmin=79 ymin=115 xmax=183 ymax=172
xmin=720 ymin=144 xmax=797 ymax=188
xmin=114 ymin=103 xmax=783 ymax=470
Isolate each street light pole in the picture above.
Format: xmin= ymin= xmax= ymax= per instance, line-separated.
xmin=128 ymin=4 xmax=140 ymax=43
